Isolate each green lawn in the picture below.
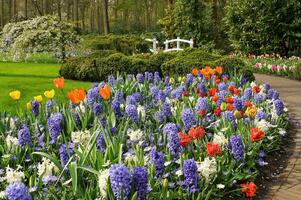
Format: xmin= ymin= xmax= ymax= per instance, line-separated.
xmin=0 ymin=62 xmax=92 ymax=113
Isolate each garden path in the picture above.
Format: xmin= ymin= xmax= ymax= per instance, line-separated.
xmin=255 ymin=74 xmax=301 ymax=200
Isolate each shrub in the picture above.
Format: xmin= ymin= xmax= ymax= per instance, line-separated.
xmin=212 ymin=56 xmax=255 ymax=81
xmin=161 ymin=49 xmax=221 ymax=76
xmin=82 ymin=34 xmax=150 ymax=55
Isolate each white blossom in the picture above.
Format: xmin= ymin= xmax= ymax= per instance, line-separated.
xmin=5 ymin=135 xmax=19 ymax=152
xmin=98 ymin=169 xmax=109 ymax=197
xmin=212 ymin=132 xmax=228 ymax=148
xmin=197 ymin=157 xmax=217 ymax=180
xmin=37 ymin=158 xmax=59 ymax=178
xmin=4 ymin=166 xmax=25 ymax=184
xmin=71 ymin=130 xmax=91 ymax=145
xmin=127 ymin=129 xmax=144 ymax=143
xmin=137 ymin=105 xmax=146 ymax=121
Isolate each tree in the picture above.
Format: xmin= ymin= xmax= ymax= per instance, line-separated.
xmin=224 ymin=0 xmax=301 ymax=55
xmin=160 ymin=0 xmax=214 ymax=46
xmin=102 ymin=0 xmax=110 ymax=34
xmin=0 ymin=16 xmax=79 ymax=62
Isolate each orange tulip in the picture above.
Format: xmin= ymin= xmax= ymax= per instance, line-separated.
xmin=191 ymin=68 xmax=199 ymax=76
xmin=68 ymin=88 xmax=86 ymax=104
xmin=53 ymin=77 xmax=64 ymax=89
xmin=99 ymin=84 xmax=111 ymax=100
xmin=215 ymin=66 xmax=223 ymax=74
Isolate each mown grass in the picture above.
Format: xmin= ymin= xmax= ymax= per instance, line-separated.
xmin=0 ymin=62 xmax=92 ymax=113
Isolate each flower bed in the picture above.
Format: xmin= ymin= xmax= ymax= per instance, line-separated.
xmin=236 ymin=53 xmax=301 ymax=80
xmin=0 ymin=66 xmax=290 ymax=199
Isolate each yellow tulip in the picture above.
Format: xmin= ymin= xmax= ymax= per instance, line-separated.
xmin=9 ymin=90 xmax=21 ymax=100
xmin=27 ymin=102 xmax=32 ymax=110
xmin=44 ymin=89 xmax=55 ymax=99
xmin=246 ymin=107 xmax=257 ymax=118
xmin=34 ymin=95 xmax=43 ymax=103
xmin=170 ymin=78 xmax=175 ymax=84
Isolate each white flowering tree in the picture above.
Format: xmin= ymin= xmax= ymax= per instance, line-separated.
xmin=0 ymin=16 xmax=79 ymax=62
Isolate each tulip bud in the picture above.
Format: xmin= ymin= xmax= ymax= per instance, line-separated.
xmin=234 ymin=110 xmax=242 ymax=119
xmin=221 ymin=102 xmax=227 ymax=111
xmin=163 ymin=178 xmax=169 ymax=188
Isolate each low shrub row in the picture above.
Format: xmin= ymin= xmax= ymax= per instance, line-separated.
xmin=60 ymin=48 xmax=255 ymax=82
xmin=81 ymin=34 xmax=150 ymax=55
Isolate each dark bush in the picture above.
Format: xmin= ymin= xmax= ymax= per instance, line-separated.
xmin=60 ymin=48 xmax=254 ymax=82
xmin=212 ymin=56 xmax=255 ymax=81
xmin=161 ymin=49 xmax=221 ymax=76
xmin=82 ymin=34 xmax=150 ymax=55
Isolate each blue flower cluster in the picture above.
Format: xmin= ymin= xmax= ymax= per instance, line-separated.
xmin=133 ymin=167 xmax=148 ymax=200
xmin=110 ymin=164 xmax=131 ymax=200
xmin=229 ymin=135 xmax=244 ymax=161
xmin=4 ymin=182 xmax=32 ymax=200
xmin=181 ymin=108 xmax=196 ymax=130
xmin=18 ymin=125 xmax=32 ymax=148
xmin=183 ymin=159 xmax=199 ymax=193
xmin=47 ymin=112 xmax=64 ymax=144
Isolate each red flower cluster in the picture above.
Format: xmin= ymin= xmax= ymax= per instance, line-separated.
xmin=240 ymin=182 xmax=257 ymax=198
xmin=206 ymin=143 xmax=222 ymax=157
xmin=250 ymin=128 xmax=265 ymax=142
xmin=178 ymin=133 xmax=192 ymax=148
xmin=178 ymin=126 xmax=206 ymax=147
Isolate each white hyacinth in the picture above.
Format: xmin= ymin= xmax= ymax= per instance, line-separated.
xmin=4 ymin=166 xmax=25 ymax=184
xmin=137 ymin=105 xmax=146 ymax=121
xmin=71 ymin=130 xmax=91 ymax=145
xmin=5 ymin=135 xmax=19 ymax=152
xmin=98 ymin=169 xmax=109 ymax=197
xmin=37 ymin=158 xmax=59 ymax=178
xmin=254 ymin=119 xmax=275 ymax=132
xmin=127 ymin=129 xmax=144 ymax=143
xmin=197 ymin=157 xmax=217 ymax=180
xmin=212 ymin=132 xmax=228 ymax=149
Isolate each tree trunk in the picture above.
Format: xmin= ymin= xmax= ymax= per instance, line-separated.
xmin=1 ymin=0 xmax=4 ymax=27
xmin=12 ymin=0 xmax=17 ymax=21
xmin=24 ymin=0 xmax=28 ymax=19
xmin=90 ymin=1 xmax=94 ymax=32
xmin=97 ymin=0 xmax=102 ymax=33
xmin=67 ymin=0 xmax=71 ymax=20
xmin=73 ymin=0 xmax=79 ymax=27
xmin=102 ymin=0 xmax=109 ymax=34
xmin=57 ymin=0 xmax=61 ymax=20
xmin=43 ymin=0 xmax=48 ymax=15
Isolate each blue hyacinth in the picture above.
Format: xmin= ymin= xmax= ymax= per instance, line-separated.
xmin=4 ymin=181 xmax=32 ymax=200
xmin=30 ymin=100 xmax=39 ymax=117
xmin=183 ymin=159 xmax=199 ymax=193
xmin=198 ymin=82 xmax=207 ymax=94
xmin=111 ymin=99 xmax=121 ymax=117
xmin=218 ymin=82 xmax=227 ymax=91
xmin=109 ymin=164 xmax=132 ymax=200
xmin=18 ymin=125 xmax=32 ymax=148
xmin=229 ymin=135 xmax=244 ymax=161
xmin=181 ymin=108 xmax=196 ymax=130
xmin=46 ymin=99 xmax=56 ymax=116
xmin=108 ymin=75 xmax=116 ymax=86
xmin=274 ymin=99 xmax=284 ymax=116
xmin=150 ymin=148 xmax=165 ymax=178
xmin=59 ymin=143 xmax=74 ymax=168
xmin=93 ymin=103 xmax=102 ymax=116
xmin=87 ymin=86 xmax=100 ymax=106
xmin=96 ymin=132 xmax=106 ymax=154
xmin=254 ymin=94 xmax=264 ymax=104
xmin=196 ymin=97 xmax=209 ymax=113
xmin=255 ymin=110 xmax=267 ymax=120
xmin=168 ymin=131 xmax=182 ymax=159
xmin=47 ymin=112 xmax=64 ymax=144
xmin=133 ymin=167 xmax=148 ymax=200
xmin=243 ymin=88 xmax=252 ymax=99
xmin=233 ymin=97 xmax=243 ymax=110
xmin=126 ymin=104 xmax=139 ymax=123
xmin=171 ymin=86 xmax=184 ymax=99
xmin=162 ymin=102 xmax=172 ymax=118
xmin=163 ymin=123 xmax=178 ymax=135
xmin=136 ymin=73 xmax=144 ymax=83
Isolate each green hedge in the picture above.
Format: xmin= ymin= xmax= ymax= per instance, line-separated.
xmin=81 ymin=34 xmax=150 ymax=55
xmin=60 ymin=48 xmax=254 ymax=81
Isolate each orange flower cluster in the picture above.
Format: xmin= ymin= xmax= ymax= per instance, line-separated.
xmin=53 ymin=77 xmax=64 ymax=89
xmin=191 ymin=66 xmax=223 ymax=80
xmin=99 ymin=84 xmax=111 ymax=100
xmin=68 ymin=88 xmax=86 ymax=104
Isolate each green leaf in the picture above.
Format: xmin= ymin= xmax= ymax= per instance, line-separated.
xmin=69 ymin=162 xmax=78 ymax=195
